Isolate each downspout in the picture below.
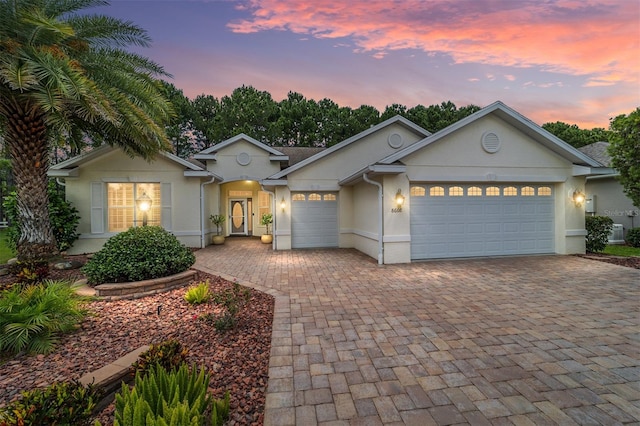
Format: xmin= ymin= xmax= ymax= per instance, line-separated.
xmin=55 ymin=178 xmax=66 ymax=187
xmin=362 ymin=173 xmax=383 ymax=265
xmin=261 ymin=184 xmax=277 ymax=249
xmin=200 ymin=175 xmax=216 ymax=248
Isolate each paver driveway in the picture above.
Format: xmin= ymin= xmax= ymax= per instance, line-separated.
xmin=195 ymin=238 xmax=640 ymax=425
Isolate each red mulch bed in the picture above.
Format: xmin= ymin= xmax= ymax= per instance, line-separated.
xmin=0 ymin=257 xmax=274 ymax=425
xmin=576 ymin=253 xmax=640 ymax=269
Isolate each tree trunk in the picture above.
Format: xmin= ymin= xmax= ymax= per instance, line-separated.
xmin=3 ymin=99 xmax=58 ymax=260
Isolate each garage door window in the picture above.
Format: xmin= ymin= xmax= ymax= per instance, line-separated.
xmin=324 ymin=194 xmax=336 ymax=201
xmin=504 ymin=186 xmax=518 ymax=196
xmin=428 ymin=186 xmax=443 ymax=196
xmin=449 ymin=186 xmax=464 ymax=196
xmin=292 ymin=194 xmax=305 ymax=201
xmin=412 ymin=186 xmax=426 ymax=197
xmin=468 ymin=186 xmax=482 ymax=196
xmin=522 ymin=186 xmax=535 ymax=196
xmin=486 ymin=186 xmax=500 ymax=196
xmin=309 ymin=193 xmax=322 ymax=201
xmin=538 ymin=187 xmax=552 ymax=196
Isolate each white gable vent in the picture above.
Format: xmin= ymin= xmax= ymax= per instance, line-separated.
xmin=481 ymin=131 xmax=501 ymax=153
xmin=388 ymin=133 xmax=403 ymax=148
xmin=236 ymin=152 xmax=251 ymax=166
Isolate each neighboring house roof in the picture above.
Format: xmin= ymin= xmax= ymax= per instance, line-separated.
xmin=578 ymin=142 xmax=611 ymax=167
xmin=269 ymin=115 xmax=431 ymax=179
xmin=380 ymin=101 xmax=602 ymax=168
xmin=48 ymin=145 xmax=216 ymax=178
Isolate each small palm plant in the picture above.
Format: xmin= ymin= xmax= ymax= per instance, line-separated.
xmin=210 ymin=214 xmax=226 ymax=244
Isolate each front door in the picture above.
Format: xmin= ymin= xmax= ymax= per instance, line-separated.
xmin=229 ymin=199 xmax=247 ymax=235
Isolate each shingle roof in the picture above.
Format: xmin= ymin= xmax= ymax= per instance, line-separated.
xmin=276 ymin=147 xmax=326 ymax=166
xmin=578 ymin=142 xmax=611 ymax=167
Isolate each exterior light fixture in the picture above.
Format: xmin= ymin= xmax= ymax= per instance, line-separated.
xmin=280 ymin=197 xmax=286 ymax=212
xmin=136 ymin=191 xmax=152 ymax=226
xmin=392 ymin=189 xmax=405 ymax=213
xmin=572 ymin=190 xmax=585 ymax=207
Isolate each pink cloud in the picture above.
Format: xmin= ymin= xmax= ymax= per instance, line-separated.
xmin=228 ymin=0 xmax=639 ymax=85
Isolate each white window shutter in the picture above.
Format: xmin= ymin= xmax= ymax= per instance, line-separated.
xmin=90 ymin=182 xmax=104 ymax=234
xmin=161 ymin=183 xmax=172 ymax=230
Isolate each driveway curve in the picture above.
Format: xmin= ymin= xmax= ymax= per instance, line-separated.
xmin=195 ymin=238 xmax=640 ymax=425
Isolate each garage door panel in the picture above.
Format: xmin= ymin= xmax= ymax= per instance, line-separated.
xmin=411 ymin=184 xmax=555 ymax=259
xmin=292 ymin=193 xmax=338 ymax=248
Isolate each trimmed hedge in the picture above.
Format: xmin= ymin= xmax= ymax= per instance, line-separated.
xmin=82 ymin=226 xmax=195 ymax=285
xmin=585 ymin=215 xmax=614 ymax=253
xmin=626 ymin=227 xmax=640 ymax=248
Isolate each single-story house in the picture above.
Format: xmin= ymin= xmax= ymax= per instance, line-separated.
xmin=49 ymin=101 xmax=610 ymax=264
xmin=578 ymin=142 xmax=639 ymax=241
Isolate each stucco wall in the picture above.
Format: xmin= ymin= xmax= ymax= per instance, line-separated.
xmin=63 ymin=150 xmax=203 ymax=253
xmin=206 ymin=140 xmax=281 ymax=180
xmin=585 ymin=177 xmax=639 ymax=237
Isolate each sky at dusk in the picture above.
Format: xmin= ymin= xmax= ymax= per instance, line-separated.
xmin=97 ymin=0 xmax=639 ymax=129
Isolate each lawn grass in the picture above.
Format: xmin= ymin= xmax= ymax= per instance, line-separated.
xmin=603 ymin=244 xmax=640 ymax=257
xmin=0 ymin=228 xmax=15 ymax=264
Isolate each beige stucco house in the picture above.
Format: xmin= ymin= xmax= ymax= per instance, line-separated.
xmin=49 ymin=101 xmax=608 ymax=264
xmin=579 ymin=142 xmax=639 ymax=241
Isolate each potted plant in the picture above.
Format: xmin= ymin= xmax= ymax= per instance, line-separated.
xmin=260 ymin=213 xmax=273 ymax=244
xmin=210 ymin=214 xmax=226 ymax=245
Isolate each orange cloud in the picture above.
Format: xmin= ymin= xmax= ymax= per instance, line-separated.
xmin=228 ymin=0 xmax=639 ymax=85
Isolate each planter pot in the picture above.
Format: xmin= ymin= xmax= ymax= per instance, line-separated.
xmin=212 ymin=235 xmax=225 ymax=245
xmin=261 ymin=234 xmax=273 ymax=244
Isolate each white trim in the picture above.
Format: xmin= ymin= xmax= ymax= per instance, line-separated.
xmin=566 ymin=229 xmax=587 ymax=236
xmin=351 ymin=229 xmax=378 ymax=240
xmin=383 ymin=235 xmax=411 ymax=243
xmin=48 ymin=167 xmax=79 ymax=177
xmin=288 ymin=184 xmax=341 ymax=191
xmin=77 ymin=229 xmax=202 ymax=239
xmin=339 ymin=164 xmax=407 ymax=186
xmin=196 ymin=133 xmax=287 ymax=156
xmin=408 ymin=175 xmax=568 ymax=183
xmin=261 ymin=179 xmax=289 ymax=186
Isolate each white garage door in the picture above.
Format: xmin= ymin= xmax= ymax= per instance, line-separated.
xmin=291 ymin=192 xmax=338 ymax=248
xmin=411 ymin=184 xmax=555 ymax=259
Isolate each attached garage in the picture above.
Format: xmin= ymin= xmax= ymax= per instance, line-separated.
xmin=291 ymin=192 xmax=338 ymax=248
xmin=410 ymin=184 xmax=555 ymax=259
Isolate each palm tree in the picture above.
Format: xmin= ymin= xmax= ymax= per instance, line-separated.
xmin=0 ymin=0 xmax=173 ymax=260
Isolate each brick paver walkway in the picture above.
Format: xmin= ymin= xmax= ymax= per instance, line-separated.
xmin=195 ymin=238 xmax=640 ymax=425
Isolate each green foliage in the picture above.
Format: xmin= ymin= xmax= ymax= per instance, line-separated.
xmin=0 ymin=379 xmax=101 ymax=426
xmin=585 ymin=216 xmax=614 ymax=253
xmin=82 ymin=226 xmax=195 ymax=284
xmin=608 ymin=108 xmax=640 ymax=208
xmin=0 ymin=281 xmax=87 ymax=355
xmin=184 ymin=281 xmax=211 ymax=305
xmin=114 ymin=364 xmax=229 ymax=426
xmin=8 ymin=258 xmax=49 ymax=284
xmin=542 ymin=121 xmax=612 ymax=148
xmin=260 ymin=213 xmax=273 ymax=235
xmin=0 ymin=228 xmax=15 ymax=265
xmin=3 ymin=181 xmax=80 ymax=253
xmin=625 ymin=227 xmax=640 ymax=248
xmin=209 ymin=282 xmax=251 ymax=332
xmin=131 ymin=340 xmax=189 ymax=378
xmin=209 ymin=214 xmax=226 ymax=236
xmin=604 ymin=243 xmax=640 ymax=256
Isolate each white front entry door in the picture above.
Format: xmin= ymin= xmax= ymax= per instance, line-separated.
xmin=229 ymin=199 xmax=247 ymax=235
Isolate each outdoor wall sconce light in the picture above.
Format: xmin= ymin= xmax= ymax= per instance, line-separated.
xmin=572 ymin=190 xmax=585 ymax=207
xmin=280 ymin=197 xmax=286 ymax=212
xmin=392 ymin=189 xmax=405 ymax=213
xmin=136 ymin=191 xmax=152 ymax=226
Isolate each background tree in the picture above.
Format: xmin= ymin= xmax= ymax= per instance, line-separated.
xmin=608 ymin=108 xmax=640 ymax=207
xmin=542 ymin=121 xmax=611 ymax=148
xmin=161 ymin=81 xmax=206 ymax=158
xmin=0 ymin=0 xmax=173 ymax=260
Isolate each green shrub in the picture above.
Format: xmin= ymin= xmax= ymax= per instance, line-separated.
xmin=3 ymin=181 xmax=80 ymax=253
xmin=131 ymin=339 xmax=189 ymax=377
xmin=184 ymin=281 xmax=211 ymax=305
xmin=0 ymin=379 xmax=101 ymax=426
xmin=626 ymin=227 xmax=640 ymax=248
xmin=0 ymin=281 xmax=88 ymax=355
xmin=114 ymin=364 xmax=230 ymax=426
xmin=585 ymin=215 xmax=614 ymax=253
xmin=82 ymin=226 xmax=195 ymax=284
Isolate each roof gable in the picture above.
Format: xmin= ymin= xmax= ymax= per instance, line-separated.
xmin=379 ymin=101 xmax=601 ymax=167
xmin=48 ymin=146 xmax=210 ymax=178
xmin=269 ymin=115 xmax=431 ymax=179
xmin=194 ymin=133 xmax=286 ymax=158
xmin=578 ymin=142 xmax=610 ymax=167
